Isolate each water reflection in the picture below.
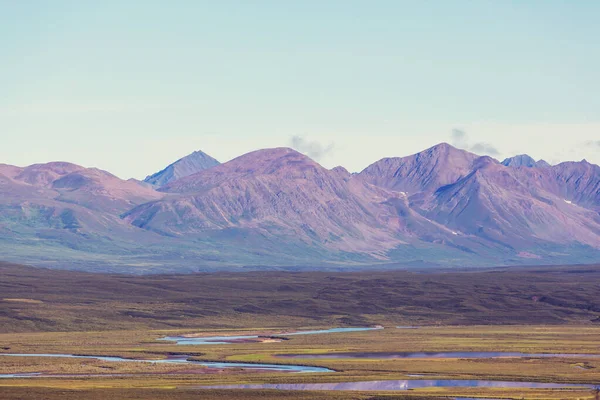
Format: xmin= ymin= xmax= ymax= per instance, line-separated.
xmin=199 ymin=379 xmax=594 ymax=391
xmin=160 ymin=327 xmax=382 ymax=345
xmin=0 ymin=353 xmax=333 ymax=373
xmin=0 ymin=373 xmax=41 ymax=379
xmin=279 ymin=351 xmax=600 ymax=359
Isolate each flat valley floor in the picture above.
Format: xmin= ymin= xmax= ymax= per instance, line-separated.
xmin=1 ymin=262 xmax=600 ymax=399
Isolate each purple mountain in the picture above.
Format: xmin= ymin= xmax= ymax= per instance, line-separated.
xmin=0 ymin=144 xmax=599 ymax=272
xmin=126 ymin=148 xmax=406 ymax=254
xmin=359 ymin=144 xmax=600 ymax=257
xmin=420 ymin=160 xmax=600 ymax=249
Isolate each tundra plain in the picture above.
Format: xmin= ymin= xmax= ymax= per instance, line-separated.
xmin=2 ymin=262 xmax=600 ymax=399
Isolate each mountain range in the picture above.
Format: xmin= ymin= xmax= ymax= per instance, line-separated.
xmin=1 ymin=143 xmax=598 ymax=273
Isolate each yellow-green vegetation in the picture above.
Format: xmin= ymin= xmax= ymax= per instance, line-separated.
xmin=1 ymin=325 xmax=600 ymax=399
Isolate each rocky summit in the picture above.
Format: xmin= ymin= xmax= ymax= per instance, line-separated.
xmin=143 ymin=150 xmax=220 ymax=187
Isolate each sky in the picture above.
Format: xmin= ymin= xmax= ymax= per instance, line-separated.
xmin=1 ymin=0 xmax=599 ymax=179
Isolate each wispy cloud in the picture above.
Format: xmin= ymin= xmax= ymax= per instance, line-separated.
xmin=451 ymin=129 xmax=500 ymax=156
xmin=470 ymin=142 xmax=500 ymax=156
xmin=289 ymin=136 xmax=335 ymax=161
xmin=584 ymin=140 xmax=600 ymax=148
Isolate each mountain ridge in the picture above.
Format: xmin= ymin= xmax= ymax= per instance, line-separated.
xmin=1 ymin=144 xmax=599 ymax=272
xmin=359 ymin=143 xmax=483 ymax=194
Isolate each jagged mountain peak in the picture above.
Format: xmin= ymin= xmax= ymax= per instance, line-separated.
xmin=423 ymin=142 xmax=464 ymax=154
xmin=330 ymin=165 xmax=351 ymax=176
xmin=144 ymin=149 xmax=220 ymax=187
xmin=502 ymin=154 xmax=536 ymax=167
xmin=359 ymin=143 xmax=480 ymax=194
xmin=537 ymin=160 xmax=551 ymax=168
xmin=502 ymin=154 xmax=549 ymax=168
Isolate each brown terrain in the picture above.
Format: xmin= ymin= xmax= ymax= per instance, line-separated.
xmin=1 ymin=261 xmax=600 ymax=333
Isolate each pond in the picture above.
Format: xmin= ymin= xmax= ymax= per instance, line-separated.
xmin=278 ymin=351 xmax=600 ymax=359
xmin=0 ymin=353 xmax=333 ymax=373
xmin=159 ymin=327 xmax=382 ymax=345
xmin=0 ymin=373 xmax=41 ymax=378
xmin=198 ymin=379 xmax=595 ymax=391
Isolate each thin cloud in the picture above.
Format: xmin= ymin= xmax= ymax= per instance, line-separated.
xmin=451 ymin=129 xmax=467 ymax=146
xmin=451 ymin=129 xmax=500 ymax=156
xmin=584 ymin=140 xmax=600 ymax=148
xmin=470 ymin=142 xmax=500 ymax=156
xmin=289 ymin=136 xmax=335 ymax=161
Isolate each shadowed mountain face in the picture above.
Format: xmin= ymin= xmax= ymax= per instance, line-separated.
xmin=1 ymin=145 xmax=599 ymax=272
xmin=144 ymin=150 xmax=220 ymax=187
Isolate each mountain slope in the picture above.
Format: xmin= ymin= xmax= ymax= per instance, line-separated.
xmin=359 ymin=143 xmax=480 ymax=194
xmin=0 ymin=162 xmax=174 ymax=270
xmin=144 ymin=150 xmax=220 ymax=187
xmin=127 ymin=148 xmax=406 ymax=255
xmin=126 ymin=148 xmax=521 ymax=264
xmin=545 ymin=161 xmax=600 ymax=211
xmin=360 ymin=148 xmax=600 ymax=260
xmin=417 ymin=161 xmax=600 ymax=250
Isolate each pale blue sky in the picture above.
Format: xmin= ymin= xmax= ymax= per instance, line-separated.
xmin=1 ymin=1 xmax=599 ymax=178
